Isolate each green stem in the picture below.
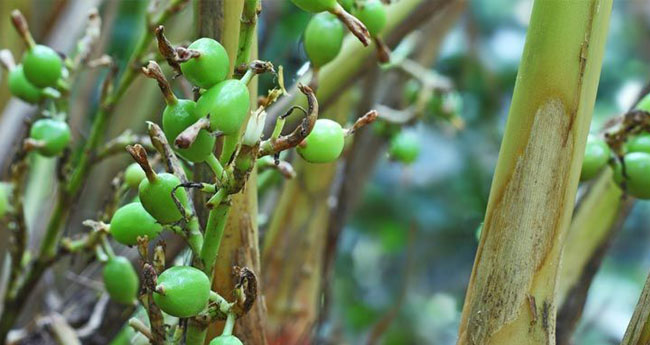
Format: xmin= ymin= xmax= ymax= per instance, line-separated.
xmin=222 ymin=312 xmax=236 ymax=336
xmin=207 ymin=188 xmax=227 ymax=208
xmin=200 ymin=197 xmax=231 ymax=279
xmin=240 ymin=68 xmax=255 ymax=86
xmin=101 ymin=236 xmax=116 ymax=260
xmin=206 ymin=153 xmax=226 ymax=180
xmin=186 ymin=216 xmax=205 ymax=256
xmin=235 ymin=0 xmax=259 ymax=70
xmin=185 ymin=321 xmax=207 ymax=345
xmin=270 ymin=117 xmax=286 ymax=140
xmin=219 ymin=135 xmax=238 ymax=165
xmin=95 ymin=244 xmax=109 ymax=263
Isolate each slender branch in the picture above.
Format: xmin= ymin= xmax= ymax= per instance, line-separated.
xmin=94 ymin=130 xmax=153 ymax=162
xmin=200 ymin=196 xmax=231 ymax=279
xmin=344 ymin=110 xmax=379 ymax=136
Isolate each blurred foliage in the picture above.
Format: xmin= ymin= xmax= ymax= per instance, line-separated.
xmin=328 ymin=1 xmax=650 ymax=344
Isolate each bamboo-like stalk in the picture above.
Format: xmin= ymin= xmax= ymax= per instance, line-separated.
xmin=622 ymin=273 xmax=650 ymax=345
xmin=558 ymin=169 xmax=623 ymax=304
xmin=193 ymin=1 xmax=268 ymax=344
xmin=456 ymin=1 xmax=612 ymax=344
xmin=556 ymin=168 xmax=633 ymax=345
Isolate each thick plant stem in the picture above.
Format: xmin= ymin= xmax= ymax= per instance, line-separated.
xmin=455 ymin=1 xmax=612 ymax=345
xmin=191 ymin=1 xmax=269 ymax=345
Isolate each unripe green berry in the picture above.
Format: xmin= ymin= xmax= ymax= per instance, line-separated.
xmin=162 ymin=99 xmax=215 ymax=162
xmin=153 ymin=266 xmax=210 ymax=318
xmin=196 ymin=80 xmax=250 ymax=135
xmin=29 ymin=118 xmax=70 ymax=157
xmin=22 ymin=44 xmax=63 ymax=88
xmin=625 ymin=133 xmax=650 ymax=154
xmin=615 ymin=152 xmax=650 ymax=199
xmin=103 ymin=256 xmax=139 ymax=305
xmin=138 ymin=173 xmax=188 ymax=224
xmin=109 ymin=202 xmax=163 ymax=245
xmin=291 ymin=0 xmax=338 ymax=12
xmin=304 ymin=13 xmax=344 ymax=68
xmin=297 ymin=119 xmax=345 ymax=163
xmin=180 ymin=38 xmax=229 ymax=89
xmin=388 ymin=130 xmax=420 ymax=164
xmin=209 ymin=335 xmax=244 ymax=345
xmin=8 ymin=65 xmax=42 ymax=103
xmin=338 ymin=0 xmax=354 ymax=12
xmin=125 ymin=163 xmax=147 ymax=189
xmin=580 ymin=134 xmax=610 ymax=181
xmin=353 ymin=0 xmax=387 ymax=37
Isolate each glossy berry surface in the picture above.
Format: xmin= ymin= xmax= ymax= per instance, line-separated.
xmin=180 ymin=38 xmax=229 ymax=89
xmin=209 ymin=335 xmax=244 ymax=345
xmin=291 ymin=0 xmax=337 ymax=12
xmin=162 ymin=99 xmax=215 ymax=162
xmin=625 ymin=133 xmax=650 ymax=155
xmin=338 ymin=0 xmax=354 ymax=12
xmin=109 ymin=202 xmax=163 ymax=245
xmin=138 ymin=173 xmax=188 ymax=224
xmin=389 ymin=130 xmax=420 ymax=164
xmin=125 ymin=163 xmax=147 ymax=189
xmin=153 ymin=266 xmax=210 ymax=317
xmin=297 ymin=119 xmax=345 ymax=163
xmin=29 ymin=118 xmax=70 ymax=157
xmin=580 ymin=134 xmax=610 ymax=181
xmin=196 ymin=80 xmax=250 ymax=135
xmin=304 ymin=13 xmax=344 ymax=68
xmin=616 ymin=152 xmax=650 ymax=199
xmin=8 ymin=65 xmax=42 ymax=103
xmin=102 ymin=256 xmax=139 ymax=305
xmin=22 ymin=45 xmax=63 ymax=88
xmin=353 ymin=0 xmax=387 ymax=37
